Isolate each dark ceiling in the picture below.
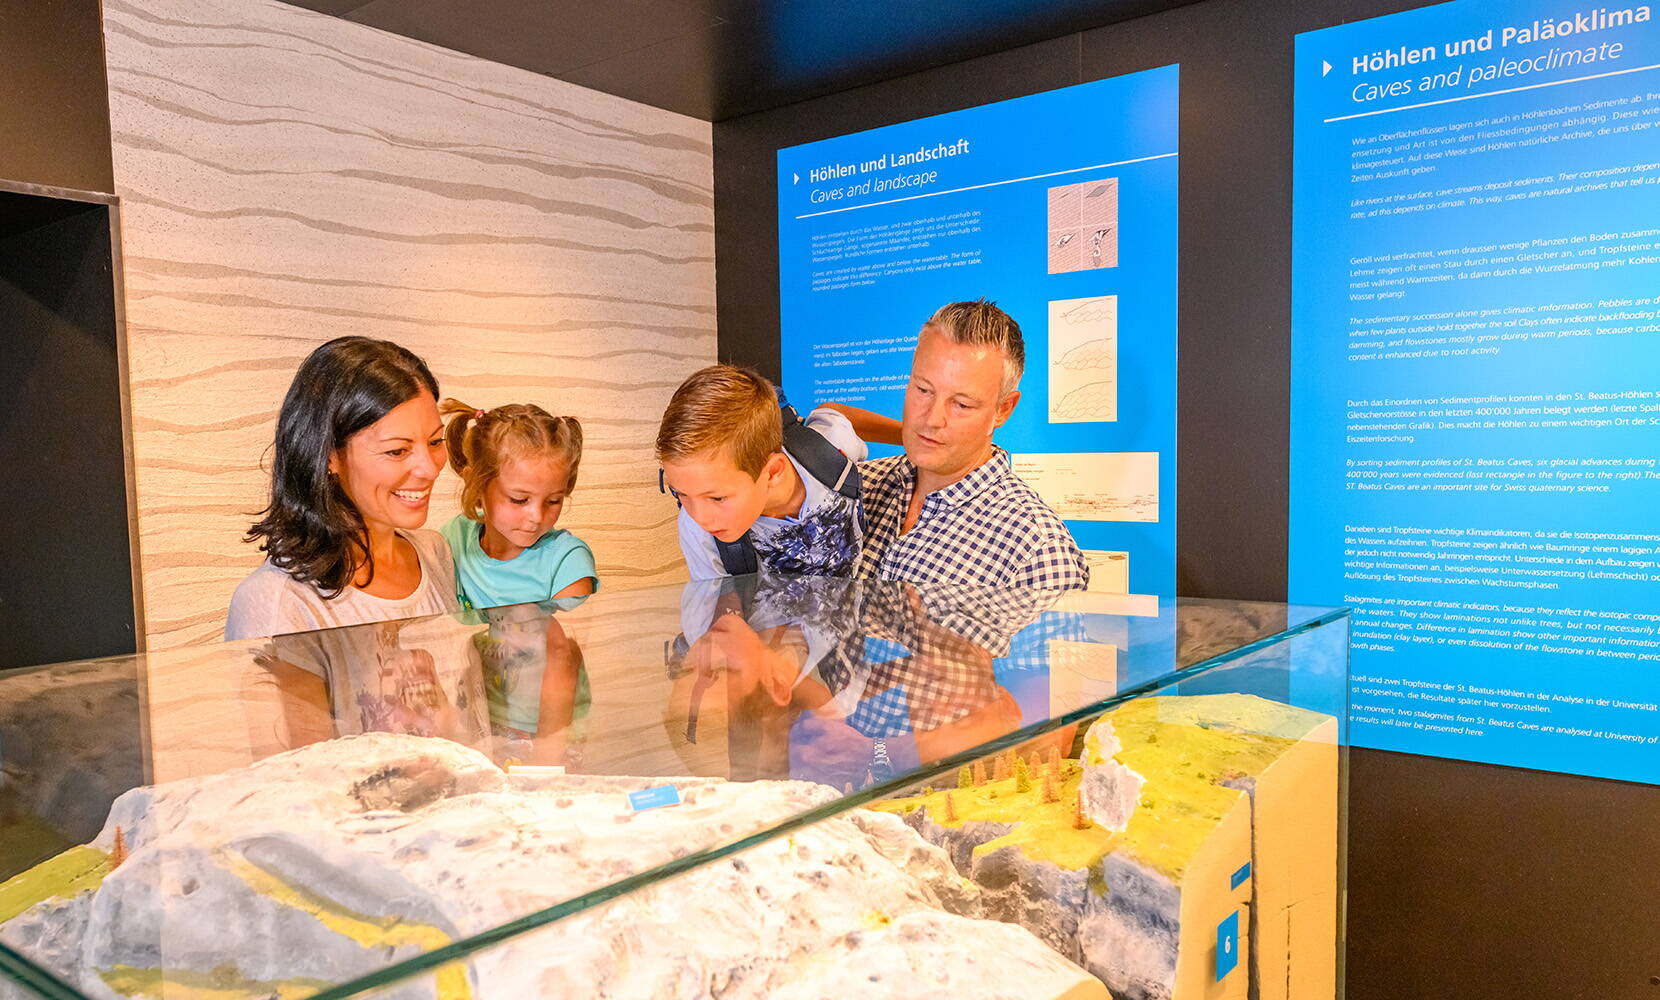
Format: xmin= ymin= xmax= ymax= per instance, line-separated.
xmin=281 ymin=0 xmax=1201 ymax=121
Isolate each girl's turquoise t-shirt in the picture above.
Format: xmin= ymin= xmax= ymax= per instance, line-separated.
xmin=440 ymin=514 xmax=600 ymax=611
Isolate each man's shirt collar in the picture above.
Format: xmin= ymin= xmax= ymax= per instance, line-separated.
xmin=880 ymin=446 xmax=1012 ymax=513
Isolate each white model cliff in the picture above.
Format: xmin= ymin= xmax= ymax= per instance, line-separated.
xmin=0 ymin=733 xmax=1106 ymax=1000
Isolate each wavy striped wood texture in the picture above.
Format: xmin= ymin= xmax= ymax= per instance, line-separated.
xmin=104 ymin=0 xmax=715 ymax=649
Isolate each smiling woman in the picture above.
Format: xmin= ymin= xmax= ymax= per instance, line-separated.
xmin=223 ymin=337 xmax=461 ymax=641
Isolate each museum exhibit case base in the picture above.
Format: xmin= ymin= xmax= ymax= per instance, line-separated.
xmin=0 ymin=578 xmax=1349 ymax=1000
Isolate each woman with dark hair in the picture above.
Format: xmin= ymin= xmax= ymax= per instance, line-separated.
xmin=226 ymin=336 xmax=459 ymax=640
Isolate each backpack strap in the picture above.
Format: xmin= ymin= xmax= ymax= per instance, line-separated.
xmin=714 ymin=532 xmax=759 ymax=576
xmin=779 ymin=403 xmax=861 ymax=502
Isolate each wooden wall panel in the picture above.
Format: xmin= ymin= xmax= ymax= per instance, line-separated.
xmin=103 ymin=0 xmax=715 ymax=649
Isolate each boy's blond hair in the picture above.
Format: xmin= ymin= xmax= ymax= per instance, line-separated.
xmin=656 ymin=365 xmax=782 ymax=478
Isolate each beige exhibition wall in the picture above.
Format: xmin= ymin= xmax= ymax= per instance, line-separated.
xmin=103 ymin=0 xmax=716 ymax=650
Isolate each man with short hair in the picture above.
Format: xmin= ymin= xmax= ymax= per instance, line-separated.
xmin=793 ymin=300 xmax=1091 ymax=782
xmin=855 ymin=299 xmax=1090 ymax=591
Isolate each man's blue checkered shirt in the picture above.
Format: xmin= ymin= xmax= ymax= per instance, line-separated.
xmin=854 ymin=446 xmax=1091 ymax=591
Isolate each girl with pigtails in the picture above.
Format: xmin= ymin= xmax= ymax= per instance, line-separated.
xmin=437 ymin=400 xmax=598 ymax=609
xmin=437 ymin=400 xmax=597 ymax=765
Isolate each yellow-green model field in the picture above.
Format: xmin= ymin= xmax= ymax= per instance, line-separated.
xmin=100 ymin=965 xmax=332 ymax=1000
xmin=872 ymin=695 xmax=1314 ymax=881
xmin=0 ymin=842 xmax=111 ymax=924
xmin=2 ymin=843 xmax=474 ymax=1000
xmin=871 ymin=757 xmax=1111 ymax=872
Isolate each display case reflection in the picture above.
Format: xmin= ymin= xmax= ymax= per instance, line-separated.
xmin=663 ymin=576 xmax=1081 ymax=788
xmin=253 ymin=600 xmax=589 ymax=769
xmin=0 ymin=583 xmax=1347 ymax=1000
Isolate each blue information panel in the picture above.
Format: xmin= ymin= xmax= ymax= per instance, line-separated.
xmin=778 ymin=68 xmax=1180 ymax=595
xmin=1293 ymin=1 xmax=1660 ymax=781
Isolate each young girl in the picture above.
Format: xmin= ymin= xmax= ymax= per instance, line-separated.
xmin=438 ymin=399 xmax=596 ymax=764
xmin=438 ymin=400 xmax=597 ymax=609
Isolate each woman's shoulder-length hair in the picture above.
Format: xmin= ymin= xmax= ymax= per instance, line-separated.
xmin=246 ymin=336 xmax=438 ymax=598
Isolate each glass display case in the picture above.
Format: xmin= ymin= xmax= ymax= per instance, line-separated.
xmin=0 ymin=577 xmax=1349 ymax=1000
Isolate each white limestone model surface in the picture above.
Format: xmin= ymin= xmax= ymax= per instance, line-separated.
xmin=0 ymin=734 xmax=1107 ymax=1000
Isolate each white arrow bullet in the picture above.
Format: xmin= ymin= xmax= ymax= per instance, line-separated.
xmin=1322 ymin=60 xmax=1332 ymax=77
xmin=793 ymin=172 xmax=800 ymax=185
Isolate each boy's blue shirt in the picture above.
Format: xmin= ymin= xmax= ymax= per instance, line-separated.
xmin=441 ymin=513 xmax=600 ymax=611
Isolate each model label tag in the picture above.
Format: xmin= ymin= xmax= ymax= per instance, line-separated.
xmin=1230 ymin=862 xmax=1251 ymax=890
xmin=1215 ymin=910 xmax=1240 ymax=981
xmin=628 ymin=785 xmax=681 ymax=811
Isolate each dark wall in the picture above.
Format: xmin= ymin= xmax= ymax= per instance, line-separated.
xmin=712 ymin=0 xmax=1660 ymax=994
xmin=1349 ymin=749 xmax=1660 ymax=999
xmin=0 ymin=193 xmax=136 ymax=668
xmin=0 ymin=1 xmax=129 ymax=667
xmin=0 ymin=0 xmax=115 ymax=194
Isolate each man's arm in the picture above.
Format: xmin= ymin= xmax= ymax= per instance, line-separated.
xmin=818 ymin=401 xmax=902 ymax=447
xmin=1008 ymin=515 xmax=1093 ymax=592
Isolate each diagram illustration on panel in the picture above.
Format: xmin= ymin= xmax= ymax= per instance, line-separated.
xmin=1046 ymin=177 xmax=1119 ymax=273
xmin=1082 ymin=549 xmax=1130 ymax=593
xmin=1012 ymin=452 xmax=1158 ymax=522
xmin=1048 ymin=295 xmax=1118 ymax=423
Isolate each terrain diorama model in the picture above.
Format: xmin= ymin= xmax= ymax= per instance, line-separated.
xmin=0 ymin=734 xmax=1108 ymax=1000
xmin=873 ymin=695 xmax=1338 ymax=1000
xmin=0 ymin=661 xmax=143 ymax=876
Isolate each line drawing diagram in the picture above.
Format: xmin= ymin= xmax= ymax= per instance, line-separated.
xmin=1069 ymin=489 xmax=1157 ymax=522
xmin=1046 ymin=177 xmax=1119 ymax=273
xmin=1048 ymin=295 xmax=1117 ymax=424
xmin=1082 ymin=550 xmax=1130 ymax=594
xmin=1012 ymin=452 xmax=1159 ymax=523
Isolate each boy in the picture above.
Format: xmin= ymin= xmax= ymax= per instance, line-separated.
xmin=657 ymin=365 xmax=886 ymax=579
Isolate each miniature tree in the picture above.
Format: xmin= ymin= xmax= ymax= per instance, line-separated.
xmin=943 ymin=791 xmax=959 ymax=823
xmin=993 ymin=754 xmax=1010 ymax=782
xmin=1014 ymin=755 xmax=1032 ymax=792
xmin=109 ymin=826 xmax=128 ymax=869
xmin=972 ymin=761 xmax=988 ymax=786
xmin=1073 ymin=789 xmax=1091 ymax=830
xmin=921 ymin=785 xmax=934 ymax=797
xmin=957 ymin=765 xmax=974 ymax=789
xmin=1041 ymin=766 xmax=1059 ymax=804
xmin=844 ymin=782 xmax=855 ymax=795
xmin=1046 ymin=745 xmax=1062 ymax=769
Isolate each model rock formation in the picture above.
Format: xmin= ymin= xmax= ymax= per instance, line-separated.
xmin=0 ymin=660 xmax=144 ymax=872
xmin=0 ymin=733 xmax=1107 ymax=1000
xmin=876 ymin=694 xmax=1338 ymax=1000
